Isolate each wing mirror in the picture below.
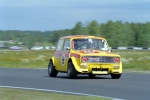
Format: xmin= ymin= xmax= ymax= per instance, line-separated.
xmin=65 ymin=47 xmax=70 ymax=52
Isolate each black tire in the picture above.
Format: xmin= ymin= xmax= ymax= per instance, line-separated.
xmin=111 ymin=74 xmax=121 ymax=79
xmin=48 ymin=61 xmax=58 ymax=77
xmin=88 ymin=74 xmax=96 ymax=78
xmin=67 ymin=62 xmax=77 ymax=79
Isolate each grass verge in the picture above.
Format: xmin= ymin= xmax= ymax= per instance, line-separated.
xmin=0 ymin=50 xmax=53 ymax=68
xmin=0 ymin=87 xmax=111 ymax=100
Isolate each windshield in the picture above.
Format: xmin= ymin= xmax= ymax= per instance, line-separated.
xmin=72 ymin=38 xmax=109 ymax=51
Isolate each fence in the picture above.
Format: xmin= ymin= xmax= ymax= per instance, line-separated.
xmin=111 ymin=47 xmax=150 ymax=50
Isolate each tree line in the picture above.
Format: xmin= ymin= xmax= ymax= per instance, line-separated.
xmin=0 ymin=20 xmax=150 ymax=47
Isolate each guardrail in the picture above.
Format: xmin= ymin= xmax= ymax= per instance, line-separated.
xmin=111 ymin=47 xmax=150 ymax=50
xmin=1 ymin=46 xmax=150 ymax=50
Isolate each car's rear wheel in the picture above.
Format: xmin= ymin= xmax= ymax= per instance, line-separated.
xmin=67 ymin=62 xmax=77 ymax=79
xmin=111 ymin=73 xmax=121 ymax=79
xmin=48 ymin=61 xmax=58 ymax=77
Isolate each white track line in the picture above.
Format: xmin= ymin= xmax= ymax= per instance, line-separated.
xmin=0 ymin=85 xmax=124 ymax=100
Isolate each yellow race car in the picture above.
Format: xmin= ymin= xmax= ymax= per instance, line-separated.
xmin=48 ymin=35 xmax=122 ymax=79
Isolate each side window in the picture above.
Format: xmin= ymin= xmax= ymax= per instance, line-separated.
xmin=56 ymin=39 xmax=64 ymax=51
xmin=99 ymin=40 xmax=104 ymax=48
xmin=63 ymin=39 xmax=70 ymax=51
xmin=101 ymin=40 xmax=108 ymax=50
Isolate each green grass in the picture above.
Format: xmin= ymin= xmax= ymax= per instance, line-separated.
xmin=0 ymin=87 xmax=110 ymax=100
xmin=0 ymin=50 xmax=53 ymax=68
xmin=0 ymin=49 xmax=150 ymax=71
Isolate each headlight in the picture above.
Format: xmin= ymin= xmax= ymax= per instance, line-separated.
xmin=80 ymin=63 xmax=88 ymax=68
xmin=113 ymin=66 xmax=120 ymax=69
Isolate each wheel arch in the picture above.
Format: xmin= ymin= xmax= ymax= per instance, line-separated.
xmin=50 ymin=57 xmax=56 ymax=66
xmin=68 ymin=57 xmax=81 ymax=72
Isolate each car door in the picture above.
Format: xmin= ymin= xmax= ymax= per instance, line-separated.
xmin=53 ymin=39 xmax=64 ymax=71
xmin=60 ymin=39 xmax=70 ymax=72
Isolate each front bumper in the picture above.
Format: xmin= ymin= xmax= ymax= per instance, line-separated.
xmin=78 ymin=63 xmax=122 ymax=74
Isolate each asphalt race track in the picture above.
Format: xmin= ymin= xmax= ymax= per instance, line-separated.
xmin=0 ymin=68 xmax=150 ymax=100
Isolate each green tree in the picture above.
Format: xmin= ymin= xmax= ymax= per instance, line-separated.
xmin=72 ymin=22 xmax=84 ymax=35
xmin=24 ymin=35 xmax=36 ymax=47
xmin=122 ymin=22 xmax=134 ymax=46
xmin=101 ymin=20 xmax=116 ymax=47
xmin=142 ymin=22 xmax=150 ymax=47
xmin=88 ymin=20 xmax=100 ymax=36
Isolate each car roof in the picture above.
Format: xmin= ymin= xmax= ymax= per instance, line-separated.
xmin=60 ymin=35 xmax=105 ymax=40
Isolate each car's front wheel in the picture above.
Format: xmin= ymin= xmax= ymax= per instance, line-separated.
xmin=48 ymin=61 xmax=58 ymax=77
xmin=67 ymin=62 xmax=77 ymax=79
xmin=111 ymin=73 xmax=121 ymax=79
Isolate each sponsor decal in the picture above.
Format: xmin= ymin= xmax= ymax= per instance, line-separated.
xmin=80 ymin=50 xmax=99 ymax=54
xmin=70 ymin=53 xmax=80 ymax=58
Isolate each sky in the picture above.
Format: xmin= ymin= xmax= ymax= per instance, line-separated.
xmin=0 ymin=0 xmax=150 ymax=31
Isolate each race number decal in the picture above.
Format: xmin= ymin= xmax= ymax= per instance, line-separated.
xmin=61 ymin=54 xmax=65 ymax=66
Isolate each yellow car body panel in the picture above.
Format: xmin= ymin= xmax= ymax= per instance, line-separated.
xmin=50 ymin=35 xmax=122 ymax=77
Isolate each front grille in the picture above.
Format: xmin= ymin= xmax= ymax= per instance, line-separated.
xmin=86 ymin=56 xmax=114 ymax=63
xmin=100 ymin=56 xmax=114 ymax=63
